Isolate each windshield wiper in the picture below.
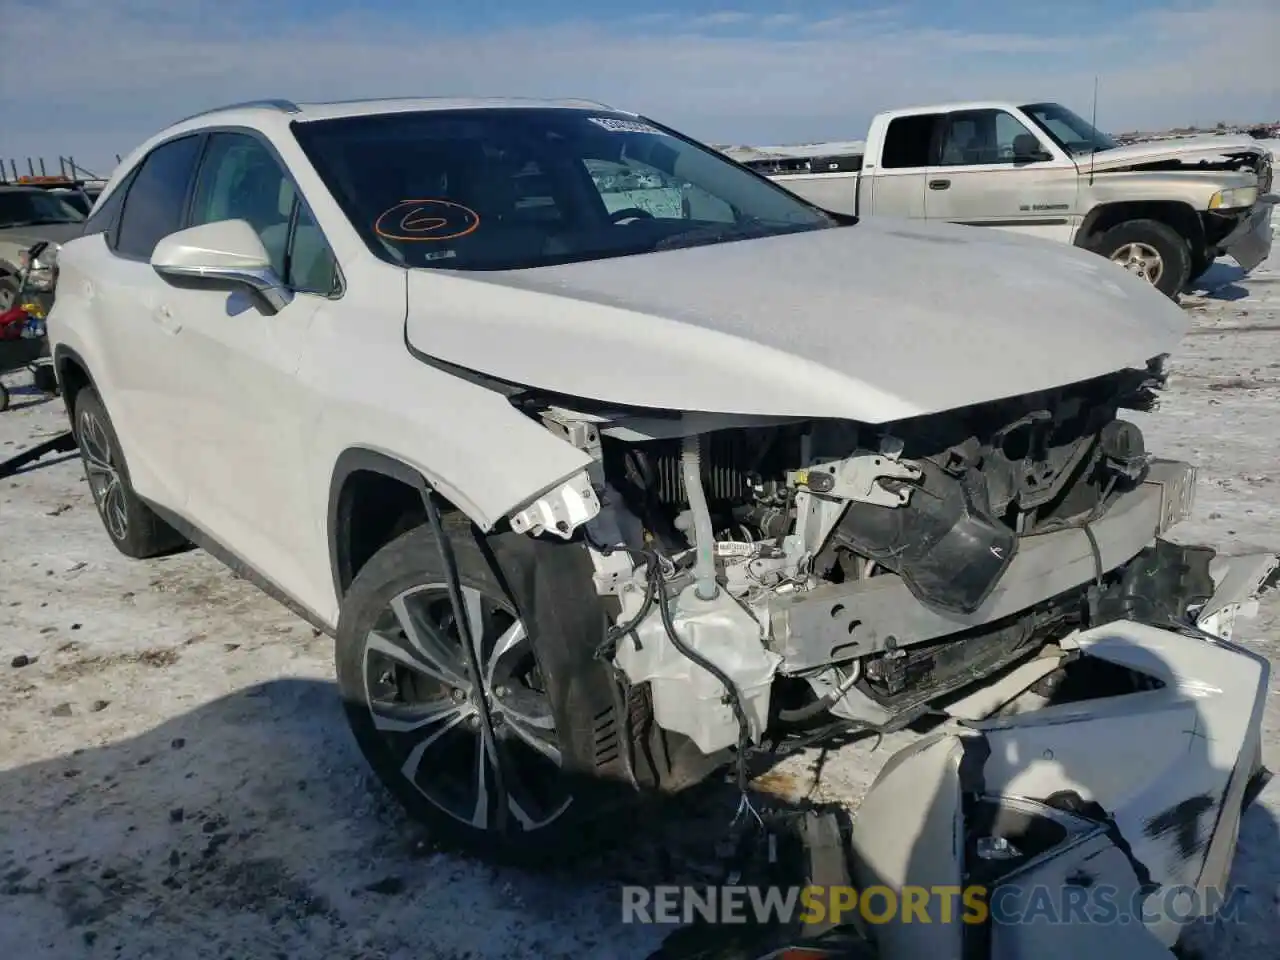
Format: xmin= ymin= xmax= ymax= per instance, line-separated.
xmin=651 ymin=219 xmax=790 ymax=253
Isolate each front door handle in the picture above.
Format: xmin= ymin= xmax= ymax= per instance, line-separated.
xmin=929 ymin=179 xmax=951 ymax=190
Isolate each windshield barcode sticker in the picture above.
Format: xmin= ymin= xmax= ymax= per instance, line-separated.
xmin=588 ymin=117 xmax=666 ymax=135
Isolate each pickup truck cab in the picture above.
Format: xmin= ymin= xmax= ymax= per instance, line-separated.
xmin=748 ymin=100 xmax=1275 ymax=298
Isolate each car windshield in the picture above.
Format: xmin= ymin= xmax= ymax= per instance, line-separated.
xmin=0 ymin=189 xmax=87 ymax=227
xmin=1020 ymin=102 xmax=1119 ymax=156
xmin=53 ymin=189 xmax=94 ymax=215
xmin=291 ymin=107 xmax=839 ymax=271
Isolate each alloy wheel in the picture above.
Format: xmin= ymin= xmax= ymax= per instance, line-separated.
xmin=77 ymin=408 xmax=128 ymax=541
xmin=362 ymin=583 xmax=572 ymax=833
xmin=1110 ymin=241 xmax=1165 ymax=286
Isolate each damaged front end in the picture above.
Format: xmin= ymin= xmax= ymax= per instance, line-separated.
xmin=501 ymin=354 xmax=1268 ymax=769
xmin=488 ymin=327 xmax=1278 ymax=957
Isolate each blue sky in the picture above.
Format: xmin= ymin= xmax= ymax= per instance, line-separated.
xmin=3 ymin=0 xmax=1277 ymax=175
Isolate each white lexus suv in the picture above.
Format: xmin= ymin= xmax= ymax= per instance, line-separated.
xmin=47 ymin=98 xmax=1273 ymax=936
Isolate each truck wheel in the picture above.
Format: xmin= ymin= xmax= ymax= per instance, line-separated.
xmin=334 ymin=519 xmax=643 ymax=864
xmin=72 ymin=387 xmax=187 ymax=558
xmin=1097 ymin=219 xmax=1190 ymax=299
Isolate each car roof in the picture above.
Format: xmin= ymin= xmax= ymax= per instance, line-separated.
xmin=104 ymin=96 xmax=638 ymax=208
xmin=172 ymin=96 xmax=622 ymax=128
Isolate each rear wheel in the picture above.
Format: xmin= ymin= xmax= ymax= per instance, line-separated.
xmin=335 ymin=519 xmax=643 ymax=863
xmin=1096 ymin=219 xmax=1191 ymax=299
xmin=72 ymin=387 xmax=187 ymax=558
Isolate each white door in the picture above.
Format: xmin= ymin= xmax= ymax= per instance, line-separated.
xmin=152 ymin=131 xmax=340 ymax=604
xmin=859 ymin=113 xmax=940 ymax=218
xmin=923 ymin=108 xmax=1080 ymax=243
xmin=81 ymin=133 xmax=206 ymax=512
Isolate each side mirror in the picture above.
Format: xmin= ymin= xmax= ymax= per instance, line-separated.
xmin=150 ymin=219 xmax=292 ymax=314
xmin=1012 ymin=133 xmax=1051 ymax=163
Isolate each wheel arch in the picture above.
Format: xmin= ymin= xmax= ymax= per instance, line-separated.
xmin=51 ymin=343 xmax=97 ymax=418
xmin=1075 ymin=200 xmax=1205 ymax=253
xmin=327 ymin=447 xmax=477 ymax=601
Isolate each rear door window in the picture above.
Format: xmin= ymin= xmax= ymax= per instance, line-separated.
xmin=114 ymin=134 xmax=203 ymax=260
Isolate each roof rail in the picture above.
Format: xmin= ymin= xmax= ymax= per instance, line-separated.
xmin=173 ymin=99 xmax=302 ymax=125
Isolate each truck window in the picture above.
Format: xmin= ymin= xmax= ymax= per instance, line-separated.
xmin=881 ymin=114 xmax=939 ymax=169
xmin=937 ymin=109 xmax=1042 ymax=166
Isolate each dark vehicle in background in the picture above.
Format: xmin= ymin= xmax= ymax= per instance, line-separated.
xmin=0 ymin=183 xmax=87 ymax=311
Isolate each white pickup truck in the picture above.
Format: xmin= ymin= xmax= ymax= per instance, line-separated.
xmin=741 ymin=100 xmax=1275 ymax=298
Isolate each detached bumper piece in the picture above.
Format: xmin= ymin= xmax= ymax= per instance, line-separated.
xmin=851 ymin=615 xmax=1271 ymax=960
xmin=1217 ymin=202 xmax=1275 ymax=273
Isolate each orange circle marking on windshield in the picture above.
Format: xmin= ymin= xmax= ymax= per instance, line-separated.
xmin=374 ymin=199 xmax=480 ymax=241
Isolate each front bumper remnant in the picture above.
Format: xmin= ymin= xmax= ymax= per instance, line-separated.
xmin=1218 ymin=201 xmax=1275 ymax=272
xmin=851 ymin=613 xmax=1271 ymax=960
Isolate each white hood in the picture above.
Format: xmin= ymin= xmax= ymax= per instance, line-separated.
xmin=405 ymin=217 xmax=1188 ymax=424
xmin=1089 ymin=134 xmax=1267 ymax=171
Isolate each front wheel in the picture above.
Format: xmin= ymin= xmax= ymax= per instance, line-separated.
xmin=1096 ymin=219 xmax=1191 ymax=299
xmin=334 ymin=519 xmax=643 ymax=863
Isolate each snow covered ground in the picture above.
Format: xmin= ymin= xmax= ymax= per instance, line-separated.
xmin=2 ymin=210 xmax=1279 ymax=959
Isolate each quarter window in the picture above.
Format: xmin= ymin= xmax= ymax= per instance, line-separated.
xmin=82 ymin=170 xmax=136 ymax=244
xmin=113 ymin=134 xmax=203 ymax=259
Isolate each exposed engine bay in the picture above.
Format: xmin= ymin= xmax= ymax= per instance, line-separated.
xmin=501 ymin=355 xmax=1234 ymax=762
xmin=1118 ymin=147 xmax=1273 ymax=193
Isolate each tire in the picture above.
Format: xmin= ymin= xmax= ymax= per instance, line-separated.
xmin=72 ymin=386 xmax=187 ymax=559
xmin=335 ymin=518 xmax=644 ymax=864
xmin=31 ymin=363 xmax=59 ymax=395
xmin=0 ymin=275 xmax=18 ymax=313
xmin=1095 ymin=219 xmax=1191 ymax=299
xmin=1188 ymin=246 xmax=1215 ymax=284
xmin=0 ymin=381 xmax=8 ymax=413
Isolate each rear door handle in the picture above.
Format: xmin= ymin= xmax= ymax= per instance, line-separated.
xmin=929 ymin=179 xmax=951 ymax=190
